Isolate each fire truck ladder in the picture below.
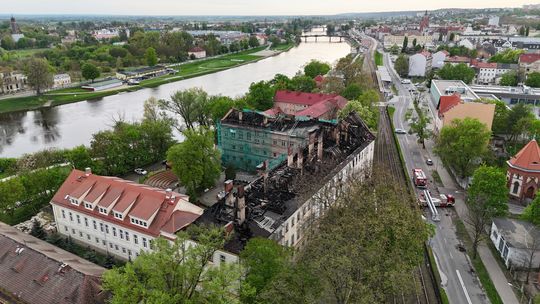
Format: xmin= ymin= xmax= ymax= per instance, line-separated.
xmin=423 ymin=190 xmax=440 ymax=222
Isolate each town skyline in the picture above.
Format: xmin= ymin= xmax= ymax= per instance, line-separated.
xmin=4 ymin=0 xmax=540 ymax=16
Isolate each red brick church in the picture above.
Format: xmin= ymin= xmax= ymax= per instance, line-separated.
xmin=507 ymin=139 xmax=540 ymax=201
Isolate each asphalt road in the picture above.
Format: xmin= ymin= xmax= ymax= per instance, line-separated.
xmin=372 ymin=39 xmax=489 ymax=304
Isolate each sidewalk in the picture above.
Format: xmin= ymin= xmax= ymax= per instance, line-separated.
xmin=424 ymin=138 xmax=520 ymax=304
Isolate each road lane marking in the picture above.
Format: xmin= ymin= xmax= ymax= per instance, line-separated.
xmin=449 ymin=252 xmax=453 ymax=259
xmin=456 ymin=269 xmax=473 ymax=304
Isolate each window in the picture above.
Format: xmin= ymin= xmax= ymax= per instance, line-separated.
xmin=69 ymin=197 xmax=79 ymax=206
xmin=79 ymin=231 xmax=83 ymax=237
xmin=61 ymin=210 xmax=66 ymax=218
xmin=120 ymin=229 xmax=124 ymax=239
xmin=114 ymin=212 xmax=123 ymax=220
xmin=76 ymin=214 xmax=80 ymax=224
xmin=95 ymin=237 xmax=99 ymax=243
xmin=84 ymin=202 xmax=93 ymax=210
xmin=113 ymin=227 xmax=117 ymax=237
xmin=143 ymin=222 xmax=148 ymax=227
xmin=110 ymin=242 xmax=114 ymax=249
xmin=69 ymin=212 xmax=73 ymax=222
xmin=134 ymin=234 xmax=139 ymax=245
xmin=115 ymin=245 xmax=119 ymax=251
xmin=64 ymin=226 xmax=68 ymax=232
xmin=125 ymin=232 xmax=130 ymax=241
xmin=220 ymin=254 xmax=226 ymax=263
xmin=87 ymin=234 xmax=91 ymax=240
xmin=71 ymin=228 xmax=76 ymax=235
xmin=99 ymin=207 xmax=108 ymax=215
xmin=102 ymin=240 xmax=106 ymax=246
xmin=100 ymin=223 xmax=104 ymax=232
xmin=273 ymin=140 xmax=277 ymax=145
xmin=247 ymin=132 xmax=251 ymax=140
xmin=281 ymin=141 xmax=286 ymax=147
xmin=84 ymin=217 xmax=88 ymax=227
xmin=122 ymin=247 xmax=126 ymax=254
xmin=513 ymin=181 xmax=520 ymax=194
xmin=128 ymin=250 xmax=132 ymax=256
xmin=93 ymin=220 xmax=97 ymax=230
xmin=105 ymin=225 xmax=109 ymax=234
xmin=142 ymin=237 xmax=148 ymax=248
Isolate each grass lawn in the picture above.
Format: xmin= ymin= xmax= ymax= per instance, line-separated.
xmin=375 ymin=51 xmax=383 ymax=66
xmin=8 ymin=48 xmax=49 ymax=59
xmin=454 ymin=219 xmax=504 ymax=304
xmin=271 ymin=43 xmax=294 ymax=51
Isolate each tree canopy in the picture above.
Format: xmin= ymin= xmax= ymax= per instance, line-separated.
xmin=81 ymin=63 xmax=101 ymax=82
xmin=526 ymin=72 xmax=540 ymax=88
xmin=488 ymin=49 xmax=524 ymax=64
xmin=394 ymin=54 xmax=409 ymax=77
xmin=25 ymin=58 xmax=53 ymax=95
xmin=500 ymin=71 xmax=519 ymax=86
xmin=303 ymin=60 xmax=331 ymax=78
xmin=435 ymin=118 xmax=491 ymax=178
xmin=145 ymin=47 xmax=158 ymax=66
xmin=437 ymin=63 xmax=476 ymax=84
xmin=246 ymin=81 xmax=275 ymax=111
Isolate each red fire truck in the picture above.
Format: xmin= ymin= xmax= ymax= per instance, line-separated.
xmin=412 ymin=168 xmax=427 ymax=188
xmin=419 ymin=192 xmax=455 ymax=207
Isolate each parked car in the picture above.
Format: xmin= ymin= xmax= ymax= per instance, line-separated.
xmin=401 ymin=79 xmax=411 ymax=84
xmin=134 ymin=168 xmax=148 ymax=175
xmin=426 ymin=159 xmax=433 ymax=166
xmin=395 ymin=128 xmax=407 ymax=134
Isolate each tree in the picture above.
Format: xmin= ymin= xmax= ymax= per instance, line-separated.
xmin=389 ymin=45 xmax=400 ymax=55
xmin=103 ymin=225 xmax=241 ymax=303
xmin=304 ymin=60 xmax=331 ymax=78
xmin=409 ymin=100 xmax=431 ymax=149
xmin=207 ymin=95 xmax=236 ymax=122
xmin=248 ymin=35 xmax=260 ymax=48
xmin=412 ymin=38 xmax=417 ymax=47
xmin=435 ymin=118 xmax=491 ymax=178
xmin=526 ymin=26 xmax=530 ymax=37
xmin=394 ymin=54 xmax=409 ymax=77
xmin=81 ymin=63 xmax=100 ymax=83
xmin=30 ymin=219 xmax=46 ymax=240
xmin=0 ymin=178 xmax=25 ymax=215
xmin=489 ymin=49 xmax=524 ymax=64
xmin=449 ymin=32 xmax=455 ymax=42
xmin=507 ymin=103 xmax=535 ymax=142
xmin=290 ymin=75 xmax=316 ymax=92
xmin=520 ymin=26 xmax=526 ymax=36
xmin=25 ymin=58 xmax=53 ymax=95
xmin=500 ymin=71 xmax=519 ymax=86
xmin=341 ymin=83 xmax=363 ymax=100
xmin=142 ymin=97 xmax=162 ymax=123
xmin=167 ymin=127 xmax=221 ymax=200
xmin=488 ymin=99 xmax=510 ymax=135
xmin=526 ymin=72 xmax=540 ymax=88
xmin=67 ymin=145 xmax=94 ymax=171
xmin=240 ymin=238 xmax=290 ymax=303
xmin=160 ymin=88 xmax=210 ymax=131
xmin=1 ymin=35 xmax=15 ymax=50
xmin=437 ymin=63 xmax=476 ymax=84
xmin=145 ymin=47 xmax=158 ymax=66
xmin=523 ymin=196 xmax=540 ymax=226
xmin=466 ymin=166 xmax=508 ymax=258
xmin=402 ymin=36 xmax=408 ymax=52
xmin=246 ymin=81 xmax=275 ymax=111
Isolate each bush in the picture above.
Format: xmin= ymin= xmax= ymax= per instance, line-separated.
xmin=0 ymin=158 xmax=17 ymax=176
xmin=225 ymin=166 xmax=236 ymax=180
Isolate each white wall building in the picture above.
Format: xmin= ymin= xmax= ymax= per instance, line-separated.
xmin=188 ymin=47 xmax=207 ymax=59
xmin=432 ymin=50 xmax=448 ymax=69
xmin=458 ymin=39 xmax=475 ymax=50
xmin=491 ymin=218 xmax=540 ymax=269
xmin=50 ymin=169 xmax=237 ymax=264
xmin=409 ymin=52 xmax=432 ymax=77
xmin=53 ymin=73 xmax=71 ymax=89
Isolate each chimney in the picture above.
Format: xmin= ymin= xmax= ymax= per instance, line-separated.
xmin=165 ymin=188 xmax=172 ymax=199
xmin=238 ymin=111 xmax=243 ymax=122
xmin=84 ymin=167 xmax=92 ymax=176
xmin=236 ymin=186 xmax=246 ymax=225
xmin=317 ymin=132 xmax=324 ymax=160
xmin=225 ymin=180 xmax=235 ymax=207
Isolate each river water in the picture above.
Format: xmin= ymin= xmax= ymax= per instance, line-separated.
xmin=0 ymin=40 xmax=350 ymax=157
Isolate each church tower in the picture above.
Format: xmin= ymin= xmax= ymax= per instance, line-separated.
xmin=419 ymin=11 xmax=430 ymax=33
xmin=10 ymin=16 xmax=19 ymax=34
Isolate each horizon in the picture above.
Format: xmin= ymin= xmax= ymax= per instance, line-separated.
xmin=4 ymin=0 xmax=540 ymax=16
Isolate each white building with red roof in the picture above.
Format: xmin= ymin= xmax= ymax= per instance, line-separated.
xmin=188 ymin=47 xmax=206 ymax=59
xmin=409 ymin=51 xmax=432 ymax=77
xmin=50 ymin=169 xmax=237 ymax=263
xmin=264 ymin=90 xmax=348 ymax=120
xmin=507 ymin=139 xmax=540 ymax=201
xmin=519 ymin=53 xmax=540 ymax=76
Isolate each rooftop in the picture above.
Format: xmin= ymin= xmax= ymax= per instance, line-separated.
xmin=432 ymin=79 xmax=480 ymax=101
xmin=51 ymin=169 xmax=203 ymax=238
xmin=0 ymin=221 xmax=107 ymax=304
xmin=519 ymin=53 xmax=540 ymax=64
xmin=493 ymin=218 xmax=540 ymax=250
xmin=508 ymin=139 xmax=540 ymax=172
xmin=438 ymin=93 xmax=461 ymax=116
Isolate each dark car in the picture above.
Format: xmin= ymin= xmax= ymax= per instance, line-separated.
xmin=426 ymin=159 xmax=433 ymax=166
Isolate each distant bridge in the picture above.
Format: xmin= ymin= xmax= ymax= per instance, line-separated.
xmin=300 ymin=33 xmax=349 ymax=43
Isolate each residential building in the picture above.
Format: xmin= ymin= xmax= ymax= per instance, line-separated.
xmin=265 ymin=90 xmax=348 ymax=119
xmin=491 ymin=218 xmax=540 ymax=269
xmin=430 ymin=79 xmax=481 ymax=106
xmin=49 ymin=168 xmax=239 ymax=264
xmin=383 ymin=34 xmax=434 ymax=49
xmin=53 ymin=73 xmax=72 ymax=89
xmin=507 ymin=139 xmax=540 ymax=201
xmin=458 ymin=38 xmax=475 ymax=50
xmin=444 ymin=56 xmax=470 ymax=66
xmin=432 ymin=50 xmax=449 ymax=69
xmin=209 ymin=110 xmax=375 ymax=251
xmin=188 ymin=47 xmax=207 ymax=59
xmin=0 ymin=72 xmax=27 ymax=94
xmin=488 ymin=16 xmax=500 ymax=27
xmin=435 ymin=93 xmax=495 ymax=131
xmin=470 ymin=60 xmax=498 ymax=84
xmin=519 ymin=53 xmax=540 ymax=76
xmin=408 ymin=51 xmax=432 ymax=77
xmin=93 ymin=29 xmax=119 ymax=40
xmin=0 ymin=221 xmax=107 ymax=304
xmin=468 ymin=84 xmax=540 ymax=116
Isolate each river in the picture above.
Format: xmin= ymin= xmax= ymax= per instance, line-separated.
xmin=0 ymin=40 xmax=350 ymax=157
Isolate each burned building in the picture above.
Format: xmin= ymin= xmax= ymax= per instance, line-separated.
xmin=202 ymin=109 xmax=375 ymax=253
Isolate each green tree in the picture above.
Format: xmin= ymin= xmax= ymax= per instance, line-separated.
xmin=402 ymin=36 xmax=408 ymax=52
xmin=304 ymin=60 xmax=331 ymax=78
xmin=394 ymin=54 xmax=409 ymax=77
xmin=67 ymin=145 xmax=94 ymax=171
xmin=240 ymin=238 xmax=290 ymax=303
xmin=167 ymin=127 xmax=221 ymax=200
xmin=500 ymin=71 xmax=519 ymax=86
xmin=30 ymin=219 xmax=46 ymax=240
xmin=526 ymin=72 xmax=540 ymax=88
xmin=0 ymin=178 xmax=25 ymax=215
xmin=526 ymin=26 xmax=530 ymax=37
xmin=248 ymin=35 xmax=260 ymax=48
xmin=145 ymin=47 xmax=158 ymax=66
xmin=160 ymin=88 xmax=210 ymax=131
xmin=466 ymin=166 xmax=508 ymax=258
xmin=103 ymin=226 xmax=240 ymax=304
xmin=520 ymin=26 xmax=526 ymax=36
xmin=435 ymin=118 xmax=491 ymax=178
xmin=246 ymin=81 xmax=275 ymax=111
xmin=522 ymin=196 xmax=540 ymax=226
xmin=389 ymin=45 xmax=400 ymax=55
xmin=207 ymin=95 xmax=237 ymax=122
xmin=507 ymin=103 xmax=535 ymax=142
xmin=81 ymin=63 xmax=100 ymax=83
xmin=290 ymin=75 xmax=316 ymax=92
xmin=341 ymin=83 xmax=363 ymax=100
xmin=409 ymin=101 xmax=431 ymax=149
xmin=25 ymin=58 xmax=53 ymax=95
xmin=449 ymin=32 xmax=455 ymax=42
xmin=488 ymin=99 xmax=510 ymax=135
xmin=437 ymin=63 xmax=476 ymax=84
xmin=1 ymin=35 xmax=15 ymax=50
xmin=412 ymin=38 xmax=417 ymax=47
xmin=489 ymin=49 xmax=524 ymax=64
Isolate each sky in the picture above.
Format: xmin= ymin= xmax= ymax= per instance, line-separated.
xmin=4 ymin=0 xmax=540 ymax=16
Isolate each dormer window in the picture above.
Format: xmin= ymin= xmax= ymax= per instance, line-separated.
xmin=114 ymin=212 xmax=123 ymax=220
xmin=130 ymin=217 xmax=148 ymax=228
xmin=84 ymin=202 xmax=93 ymax=210
xmin=69 ymin=197 xmax=79 ymax=206
xmin=99 ymin=207 xmax=108 ymax=215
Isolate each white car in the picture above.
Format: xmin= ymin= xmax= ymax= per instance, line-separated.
xmin=395 ymin=128 xmax=407 ymax=134
xmin=401 ymin=79 xmax=411 ymax=84
xmin=134 ymin=168 xmax=148 ymax=175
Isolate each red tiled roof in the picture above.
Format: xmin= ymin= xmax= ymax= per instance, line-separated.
xmin=470 ymin=59 xmax=497 ymax=69
xmin=274 ymin=90 xmax=339 ymax=106
xmin=438 ymin=93 xmax=461 ymax=116
xmin=314 ymin=75 xmax=325 ymax=82
xmin=189 ymin=47 xmax=205 ymax=53
xmin=445 ymin=56 xmax=470 ymax=63
xmin=161 ymin=211 xmax=202 ymax=234
xmin=519 ymin=53 xmax=540 ymax=64
xmin=263 ymin=107 xmax=282 ymax=116
xmin=51 ymin=170 xmax=203 ymax=238
xmin=508 ymin=140 xmax=540 ymax=172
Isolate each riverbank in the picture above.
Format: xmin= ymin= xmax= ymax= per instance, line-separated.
xmin=0 ymin=45 xmax=292 ymax=114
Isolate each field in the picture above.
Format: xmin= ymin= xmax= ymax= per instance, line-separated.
xmin=375 ymin=51 xmax=383 ymax=66
xmin=7 ymin=48 xmax=49 ymax=59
